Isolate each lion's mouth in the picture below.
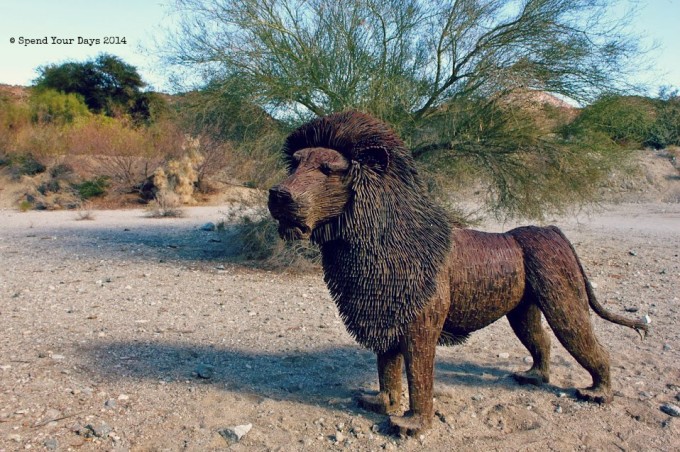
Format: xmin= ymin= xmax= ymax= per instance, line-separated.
xmin=277 ymin=221 xmax=312 ymax=241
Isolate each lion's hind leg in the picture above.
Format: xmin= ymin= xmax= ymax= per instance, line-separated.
xmin=512 ymin=226 xmax=613 ymax=403
xmin=507 ymin=301 xmax=551 ymax=386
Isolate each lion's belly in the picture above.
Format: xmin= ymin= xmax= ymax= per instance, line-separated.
xmin=444 ymin=229 xmax=526 ymax=333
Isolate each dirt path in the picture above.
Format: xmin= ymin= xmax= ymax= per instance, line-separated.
xmin=1 ymin=203 xmax=678 ymax=451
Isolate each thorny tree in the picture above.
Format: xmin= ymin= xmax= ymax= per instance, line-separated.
xmin=163 ymin=0 xmax=645 ymax=218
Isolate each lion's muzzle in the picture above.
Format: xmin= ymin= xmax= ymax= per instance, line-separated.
xmin=268 ymin=186 xmax=312 ymax=240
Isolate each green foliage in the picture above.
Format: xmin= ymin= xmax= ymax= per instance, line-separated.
xmin=569 ymin=93 xmax=680 ymax=150
xmin=6 ymin=153 xmax=46 ymax=179
xmin=646 ymin=93 xmax=680 ymax=149
xmin=33 ymin=53 xmax=163 ymax=123
xmin=166 ymin=0 xmax=643 ymax=219
xmin=29 ymin=89 xmax=90 ymax=124
xmin=569 ymin=95 xmax=657 ymax=148
xmin=74 ymin=176 xmax=109 ymax=199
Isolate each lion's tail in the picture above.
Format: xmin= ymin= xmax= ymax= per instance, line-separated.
xmin=549 ymin=226 xmax=650 ymax=339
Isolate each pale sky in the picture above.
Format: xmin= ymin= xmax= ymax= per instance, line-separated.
xmin=0 ymin=0 xmax=679 ymax=95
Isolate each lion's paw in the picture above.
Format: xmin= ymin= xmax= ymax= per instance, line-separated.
xmin=512 ymin=369 xmax=549 ymax=386
xmin=357 ymin=392 xmax=401 ymax=415
xmin=576 ymin=387 xmax=612 ymax=404
xmin=389 ymin=412 xmax=431 ymax=436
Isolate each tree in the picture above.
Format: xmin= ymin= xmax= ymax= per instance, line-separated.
xmin=163 ymin=0 xmax=644 ymax=218
xmin=34 ymin=54 xmax=157 ymax=122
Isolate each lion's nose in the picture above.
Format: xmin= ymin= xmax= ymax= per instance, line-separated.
xmin=268 ymin=185 xmax=292 ymax=202
xmin=268 ymin=186 xmax=295 ymax=213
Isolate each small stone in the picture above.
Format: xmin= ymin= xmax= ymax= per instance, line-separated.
xmin=497 ymin=352 xmax=510 ymax=359
xmin=558 ymin=392 xmax=568 ymax=398
xmin=660 ymin=403 xmax=680 ymax=417
xmin=219 ymin=423 xmax=252 ymax=444
xmin=625 ymin=306 xmax=639 ymax=313
xmin=194 ymin=363 xmax=214 ymax=379
xmin=334 ymin=432 xmax=345 ymax=443
xmin=51 ymin=354 xmax=65 ymax=360
xmin=105 ymin=399 xmax=116 ymax=408
xmin=629 ymin=250 xmax=637 ymax=256
xmin=472 ymin=393 xmax=484 ymax=401
xmin=87 ymin=422 xmax=112 ymax=438
xmin=9 ymin=433 xmax=22 ymax=442
xmin=336 ymin=422 xmax=345 ymax=431
xmin=643 ymin=315 xmax=652 ymax=324
xmin=117 ymin=394 xmax=129 ymax=401
xmin=663 ymin=344 xmax=672 ymax=351
xmin=590 ymin=282 xmax=598 ymax=289
xmin=200 ymin=222 xmax=216 ymax=231
xmin=523 ymin=356 xmax=533 ymax=364
xmin=43 ymin=438 xmax=58 ymax=450
xmin=555 ymin=405 xmax=563 ymax=414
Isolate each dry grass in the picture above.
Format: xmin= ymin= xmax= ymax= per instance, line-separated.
xmin=146 ymin=190 xmax=185 ymax=218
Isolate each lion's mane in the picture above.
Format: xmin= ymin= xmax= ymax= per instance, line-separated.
xmin=283 ymin=111 xmax=452 ymax=353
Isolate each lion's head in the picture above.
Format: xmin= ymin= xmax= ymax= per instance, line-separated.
xmin=268 ymin=110 xmax=418 ymax=244
xmin=268 ymin=111 xmax=452 ymax=352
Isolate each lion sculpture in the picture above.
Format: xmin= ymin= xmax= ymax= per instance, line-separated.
xmin=267 ymin=111 xmax=648 ymax=435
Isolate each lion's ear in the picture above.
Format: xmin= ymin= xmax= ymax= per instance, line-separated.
xmin=359 ymin=146 xmax=390 ymax=174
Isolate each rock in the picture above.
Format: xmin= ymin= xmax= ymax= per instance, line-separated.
xmin=194 ymin=363 xmax=214 ymax=379
xmin=44 ymin=438 xmax=58 ymax=450
xmin=555 ymin=405 xmax=563 ymax=414
xmin=105 ymin=399 xmax=117 ymax=408
xmin=663 ymin=344 xmax=672 ymax=351
xmin=334 ymin=432 xmax=345 ymax=443
xmin=472 ymin=393 xmax=484 ymax=401
xmin=118 ymin=394 xmax=130 ymax=401
xmin=497 ymin=352 xmax=510 ymax=359
xmin=523 ymin=356 xmax=533 ymax=364
xmin=643 ymin=315 xmax=652 ymax=324
xmin=219 ymin=423 xmax=252 ymax=444
xmin=86 ymin=422 xmax=112 ymax=438
xmin=629 ymin=250 xmax=637 ymax=256
xmin=200 ymin=222 xmax=216 ymax=231
xmin=660 ymin=403 xmax=680 ymax=417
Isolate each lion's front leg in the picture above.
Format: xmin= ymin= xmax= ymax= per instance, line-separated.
xmin=389 ymin=328 xmax=437 ymax=436
xmin=389 ymin=293 xmax=450 ymax=436
xmin=357 ymin=349 xmax=403 ymax=415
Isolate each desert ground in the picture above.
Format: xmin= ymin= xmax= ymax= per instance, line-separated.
xmin=0 ymin=199 xmax=678 ymax=452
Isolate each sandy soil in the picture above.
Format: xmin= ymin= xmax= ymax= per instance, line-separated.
xmin=1 ymin=203 xmax=679 ymax=451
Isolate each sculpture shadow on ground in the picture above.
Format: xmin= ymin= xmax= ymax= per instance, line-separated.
xmin=81 ymin=340 xmax=561 ymax=414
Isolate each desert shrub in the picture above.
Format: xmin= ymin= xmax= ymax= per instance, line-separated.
xmin=49 ymin=163 xmax=74 ymax=178
xmin=146 ymin=190 xmax=185 ymax=217
xmin=67 ymin=115 xmax=163 ymax=190
xmin=74 ymin=176 xmax=109 ymax=199
xmin=223 ymin=204 xmax=319 ymax=270
xmin=29 ymin=89 xmax=90 ymax=124
xmin=37 ymin=179 xmax=61 ymax=195
xmin=646 ymin=97 xmax=680 ymax=149
xmin=7 ymin=153 xmax=46 ymax=179
xmin=569 ymin=95 xmax=657 ymax=149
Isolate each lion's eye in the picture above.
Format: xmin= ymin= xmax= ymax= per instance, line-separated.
xmin=319 ymin=163 xmax=333 ymax=175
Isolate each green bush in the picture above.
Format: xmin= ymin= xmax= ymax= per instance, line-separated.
xmin=646 ymin=97 xmax=680 ymax=149
xmin=7 ymin=153 xmax=46 ymax=179
xmin=74 ymin=176 xmax=109 ymax=199
xmin=29 ymin=89 xmax=90 ymax=124
xmin=570 ymin=95 xmax=657 ymax=148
